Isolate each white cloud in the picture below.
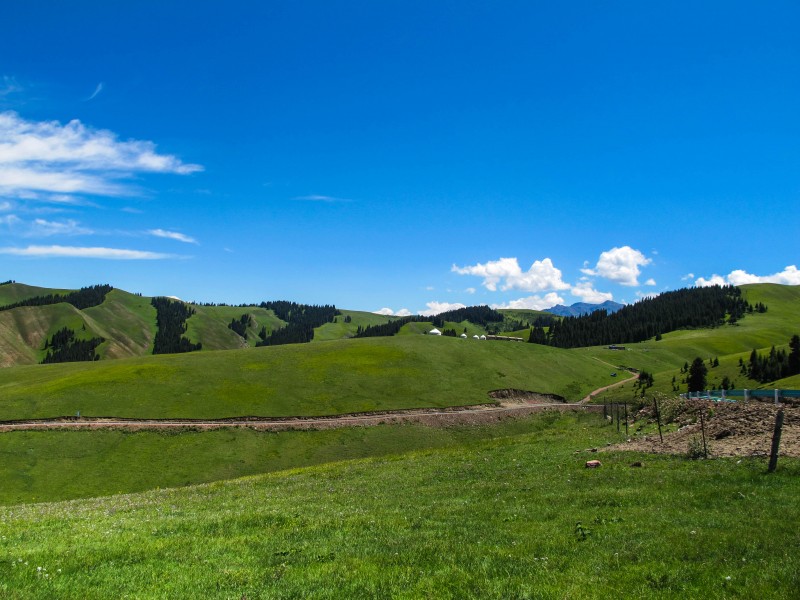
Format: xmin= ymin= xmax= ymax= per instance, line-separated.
xmin=581 ymin=246 xmax=651 ymax=286
xmin=645 ymin=278 xmax=656 ymax=286
xmin=0 ymin=214 xmax=20 ymax=226
xmin=86 ymin=83 xmax=104 ymax=101
xmin=418 ymin=301 xmax=467 ymax=317
xmin=0 ymin=111 xmax=202 ymax=200
xmin=375 ymin=307 xmax=412 ymax=317
xmin=452 ymin=257 xmax=569 ymax=292
xmin=465 ymin=287 xmax=476 ymax=295
xmin=696 ymin=266 xmax=800 ymax=287
xmin=293 ymin=194 xmax=352 ymax=203
xmin=571 ymin=282 xmax=614 ymax=303
xmin=695 ymin=274 xmax=727 ymax=287
xmin=636 ymin=291 xmax=660 ymax=300
xmin=0 ymin=76 xmax=22 ymax=97
xmin=26 ymin=218 xmax=93 ymax=237
xmin=681 ymin=273 xmax=695 ymax=281
xmin=0 ymin=245 xmax=178 ymax=259
xmin=491 ymin=292 xmax=565 ymax=311
xmin=147 ymin=228 xmax=198 ymax=244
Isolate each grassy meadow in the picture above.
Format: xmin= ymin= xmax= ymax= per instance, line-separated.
xmin=0 ymin=335 xmax=615 ymax=421
xmin=1 ymin=411 xmax=798 ymax=599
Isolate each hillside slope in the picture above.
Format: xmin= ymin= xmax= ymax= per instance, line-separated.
xmin=0 ymin=335 xmax=614 ymax=420
xmin=582 ymin=283 xmax=800 ymax=399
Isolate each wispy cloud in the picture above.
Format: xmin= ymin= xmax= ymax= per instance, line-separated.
xmin=0 ymin=245 xmax=179 ymax=260
xmin=0 ymin=111 xmax=202 ymax=201
xmin=293 ymin=194 xmax=353 ymax=203
xmin=86 ymin=82 xmax=104 ymax=101
xmin=0 ymin=76 xmax=22 ymax=98
xmin=147 ymin=228 xmax=198 ymax=244
xmin=26 ymin=218 xmax=93 ymax=237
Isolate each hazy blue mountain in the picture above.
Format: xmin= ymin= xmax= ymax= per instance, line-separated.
xmin=545 ymin=300 xmax=624 ymax=317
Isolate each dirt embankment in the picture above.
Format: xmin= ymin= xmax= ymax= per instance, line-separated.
xmin=612 ymin=400 xmax=800 ymax=458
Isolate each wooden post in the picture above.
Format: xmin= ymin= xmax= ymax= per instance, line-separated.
xmin=603 ymin=400 xmax=607 ymax=420
xmin=624 ymin=402 xmax=629 ymax=436
xmin=699 ymin=407 xmax=708 ymax=458
xmin=768 ymin=409 xmax=785 ymax=473
xmin=654 ymin=397 xmax=663 ymax=443
xmin=616 ymin=403 xmax=620 ymax=433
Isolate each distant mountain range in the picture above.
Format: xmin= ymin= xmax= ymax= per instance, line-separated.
xmin=545 ymin=300 xmax=625 ymax=318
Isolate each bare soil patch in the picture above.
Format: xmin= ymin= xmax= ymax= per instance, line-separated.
xmin=611 ymin=400 xmax=800 ymax=458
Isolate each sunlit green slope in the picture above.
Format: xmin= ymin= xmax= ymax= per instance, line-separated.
xmin=0 ymin=334 xmax=613 ymax=420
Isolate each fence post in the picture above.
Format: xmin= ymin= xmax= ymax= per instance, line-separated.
xmin=654 ymin=396 xmax=663 ymax=443
xmin=775 ymin=389 xmax=780 ymax=405
xmin=624 ymin=402 xmax=628 ymax=436
xmin=768 ymin=409 xmax=785 ymax=473
xmin=721 ymin=388 xmax=726 ymax=400
xmin=744 ymin=389 xmax=750 ymax=402
xmin=698 ymin=407 xmax=708 ymax=458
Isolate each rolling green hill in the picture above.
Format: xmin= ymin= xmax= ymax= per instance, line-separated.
xmin=582 ymin=283 xmax=800 ymax=400
xmin=0 ymin=335 xmax=614 ymax=420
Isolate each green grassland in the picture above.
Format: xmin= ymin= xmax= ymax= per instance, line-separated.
xmin=0 ymin=417 xmax=558 ymax=505
xmin=0 ymin=282 xmax=72 ymax=306
xmin=2 ymin=411 xmax=798 ymax=599
xmin=0 ymin=335 xmax=614 ymax=420
xmin=312 ymin=310 xmax=393 ymax=341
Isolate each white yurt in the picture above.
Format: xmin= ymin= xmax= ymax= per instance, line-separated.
xmin=460 ymin=333 xmax=468 ymax=338
xmin=472 ymin=335 xmax=480 ymax=339
xmin=480 ymin=335 xmax=487 ymax=340
xmin=429 ymin=328 xmax=442 ymax=336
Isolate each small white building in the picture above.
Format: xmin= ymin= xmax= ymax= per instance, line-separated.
xmin=460 ymin=333 xmax=468 ymax=339
xmin=429 ymin=328 xmax=442 ymax=336
xmin=480 ymin=335 xmax=487 ymax=340
xmin=472 ymin=335 xmax=480 ymax=340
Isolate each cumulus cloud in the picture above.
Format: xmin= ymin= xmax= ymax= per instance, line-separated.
xmin=418 ymin=301 xmax=467 ymax=317
xmin=581 ymin=246 xmax=652 ymax=286
xmin=0 ymin=111 xmax=202 ymax=200
xmin=491 ymin=292 xmax=565 ymax=311
xmin=571 ymin=282 xmax=614 ymax=303
xmin=645 ymin=278 xmax=656 ymax=286
xmin=0 ymin=245 xmax=178 ymax=259
xmin=147 ymin=228 xmax=198 ymax=244
xmin=374 ymin=307 xmax=412 ymax=317
xmin=696 ymin=266 xmax=800 ymax=287
xmin=452 ymin=257 xmax=569 ymax=292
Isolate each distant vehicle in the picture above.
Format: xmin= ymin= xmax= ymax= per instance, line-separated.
xmin=610 ymin=372 xmax=617 ymax=377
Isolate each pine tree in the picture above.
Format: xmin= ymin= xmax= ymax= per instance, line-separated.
xmin=687 ymin=357 xmax=708 ymax=393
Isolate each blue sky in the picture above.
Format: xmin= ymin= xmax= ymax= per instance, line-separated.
xmin=1 ymin=1 xmax=798 ymax=315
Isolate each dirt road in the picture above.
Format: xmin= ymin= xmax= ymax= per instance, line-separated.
xmin=0 ymin=396 xmax=603 ymax=433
